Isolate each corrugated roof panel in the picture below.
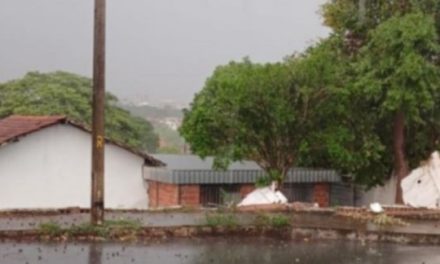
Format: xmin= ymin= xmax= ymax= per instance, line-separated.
xmin=144 ymin=159 xmax=342 ymax=185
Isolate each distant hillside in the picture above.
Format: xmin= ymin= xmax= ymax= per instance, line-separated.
xmin=121 ymin=104 xmax=183 ymax=121
xmin=120 ymin=103 xmax=186 ymax=154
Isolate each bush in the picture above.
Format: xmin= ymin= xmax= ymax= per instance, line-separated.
xmin=39 ymin=222 xmax=63 ymax=236
xmin=205 ymin=214 xmax=238 ymax=228
xmin=254 ymin=214 xmax=291 ymax=228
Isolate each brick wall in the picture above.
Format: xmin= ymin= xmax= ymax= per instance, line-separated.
xmin=148 ymin=181 xmax=331 ymax=208
xmin=313 ymin=183 xmax=330 ymax=207
xmin=179 ymin=185 xmax=200 ymax=207
xmin=148 ymin=181 xmax=159 ymax=208
xmin=147 ymin=181 xmax=179 ymax=208
xmin=240 ymin=184 xmax=255 ymax=198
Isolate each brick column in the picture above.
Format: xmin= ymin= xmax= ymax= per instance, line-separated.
xmin=179 ymin=185 xmax=200 ymax=207
xmin=147 ymin=181 xmax=179 ymax=208
xmin=147 ymin=180 xmax=158 ymax=208
xmin=157 ymin=182 xmax=179 ymax=207
xmin=313 ymin=183 xmax=330 ymax=207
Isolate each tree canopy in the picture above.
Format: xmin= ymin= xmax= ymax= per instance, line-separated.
xmin=0 ymin=71 xmax=159 ymax=152
xmin=182 ymin=1 xmax=440 ymax=200
xmin=321 ymin=1 xmax=440 ymax=202
xmin=180 ymin=59 xmax=322 ymax=184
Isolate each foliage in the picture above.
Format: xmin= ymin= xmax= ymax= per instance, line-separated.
xmin=38 ymin=219 xmax=142 ymax=239
xmin=205 ymin=213 xmax=238 ymax=228
xmin=356 ymin=12 xmax=440 ymax=119
xmin=337 ymin=211 xmax=407 ymax=226
xmin=289 ymin=37 xmax=386 ymax=186
xmin=255 ymin=176 xmax=272 ymax=188
xmin=180 ymin=59 xmax=322 ymax=184
xmin=355 ymin=12 xmax=440 ymax=170
xmin=371 ymin=213 xmax=408 ymax=227
xmin=316 ymin=1 xmax=440 ymax=189
xmin=322 ymin=0 xmax=440 ymax=41
xmin=0 ymin=71 xmax=159 ymax=152
xmin=254 ymin=214 xmax=291 ymax=228
xmin=39 ymin=222 xmax=63 ymax=236
xmin=181 ymin=1 xmax=440 ymax=190
xmin=68 ymin=220 xmax=141 ymax=238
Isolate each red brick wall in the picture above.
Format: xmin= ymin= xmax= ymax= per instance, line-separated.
xmin=313 ymin=183 xmax=330 ymax=207
xmin=179 ymin=185 xmax=200 ymax=207
xmin=148 ymin=181 xmax=158 ymax=208
xmin=240 ymin=184 xmax=255 ymax=198
xmin=147 ymin=181 xmax=179 ymax=208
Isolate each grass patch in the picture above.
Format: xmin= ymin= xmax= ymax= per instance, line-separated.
xmin=254 ymin=214 xmax=291 ymax=228
xmin=68 ymin=219 xmax=141 ymax=238
xmin=205 ymin=213 xmax=238 ymax=228
xmin=371 ymin=214 xmax=408 ymax=227
xmin=38 ymin=219 xmax=142 ymax=239
xmin=38 ymin=222 xmax=63 ymax=236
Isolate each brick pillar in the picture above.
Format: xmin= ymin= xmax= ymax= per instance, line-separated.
xmin=313 ymin=183 xmax=330 ymax=207
xmin=179 ymin=185 xmax=200 ymax=207
xmin=147 ymin=180 xmax=158 ymax=208
xmin=147 ymin=181 xmax=179 ymax=208
xmin=157 ymin=182 xmax=179 ymax=207
xmin=240 ymin=184 xmax=255 ymax=198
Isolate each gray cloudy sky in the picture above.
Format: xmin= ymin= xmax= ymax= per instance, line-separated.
xmin=0 ymin=0 xmax=330 ymax=105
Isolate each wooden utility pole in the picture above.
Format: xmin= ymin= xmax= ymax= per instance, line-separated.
xmin=91 ymin=0 xmax=106 ymax=225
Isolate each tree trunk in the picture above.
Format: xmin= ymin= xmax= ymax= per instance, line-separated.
xmin=393 ymin=111 xmax=409 ymax=204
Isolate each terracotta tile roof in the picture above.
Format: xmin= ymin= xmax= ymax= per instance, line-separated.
xmin=0 ymin=115 xmax=67 ymax=144
xmin=0 ymin=115 xmax=163 ymax=166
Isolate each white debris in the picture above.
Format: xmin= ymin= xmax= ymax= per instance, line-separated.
xmin=369 ymin=202 xmax=384 ymax=213
xmin=238 ymin=183 xmax=288 ymax=207
xmin=402 ymin=151 xmax=440 ymax=208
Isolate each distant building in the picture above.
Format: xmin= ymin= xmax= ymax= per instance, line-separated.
xmin=0 ymin=115 xmax=162 ymax=210
xmin=144 ymin=154 xmax=349 ymax=208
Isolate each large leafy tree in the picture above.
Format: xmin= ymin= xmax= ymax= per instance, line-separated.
xmin=293 ymin=37 xmax=389 ymax=188
xmin=180 ymin=60 xmax=318 ymax=185
xmin=0 ymin=71 xmax=159 ymax=152
xmin=355 ymin=12 xmax=440 ymax=202
xmin=322 ymin=1 xmax=440 ymax=202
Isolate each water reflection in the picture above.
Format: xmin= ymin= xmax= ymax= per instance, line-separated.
xmin=88 ymin=243 xmax=102 ymax=264
xmin=0 ymin=238 xmax=439 ymax=264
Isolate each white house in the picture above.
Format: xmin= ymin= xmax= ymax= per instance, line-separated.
xmin=0 ymin=115 xmax=162 ymax=210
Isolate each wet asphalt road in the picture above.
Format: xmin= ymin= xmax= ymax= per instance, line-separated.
xmin=0 ymin=237 xmax=439 ymax=264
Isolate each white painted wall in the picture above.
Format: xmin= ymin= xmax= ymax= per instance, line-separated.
xmin=0 ymin=124 xmax=148 ymax=209
xmin=356 ymin=176 xmax=397 ymax=206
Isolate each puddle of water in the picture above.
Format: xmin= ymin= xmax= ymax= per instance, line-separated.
xmin=0 ymin=237 xmax=438 ymax=264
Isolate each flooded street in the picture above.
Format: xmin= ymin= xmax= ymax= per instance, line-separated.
xmin=0 ymin=238 xmax=438 ymax=264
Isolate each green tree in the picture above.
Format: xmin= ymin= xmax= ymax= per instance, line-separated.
xmin=0 ymin=71 xmax=159 ymax=152
xmin=322 ymin=1 xmax=440 ymax=202
xmin=355 ymin=12 xmax=440 ymax=202
xmin=180 ymin=59 xmax=317 ymax=186
xmin=292 ymin=37 xmax=389 ymax=188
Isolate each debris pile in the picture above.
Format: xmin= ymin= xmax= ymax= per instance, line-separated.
xmin=238 ymin=183 xmax=287 ymax=207
xmin=402 ymin=151 xmax=440 ymax=208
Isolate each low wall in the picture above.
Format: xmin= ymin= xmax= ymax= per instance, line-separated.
xmin=1 ymin=208 xmax=440 ymax=244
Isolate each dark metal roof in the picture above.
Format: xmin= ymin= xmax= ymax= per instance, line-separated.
xmin=152 ymin=154 xmax=260 ymax=170
xmin=145 ymin=154 xmax=341 ymax=184
xmin=0 ymin=115 xmax=163 ymax=166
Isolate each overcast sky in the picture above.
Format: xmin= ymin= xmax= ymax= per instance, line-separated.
xmin=0 ymin=0 xmax=330 ymax=106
